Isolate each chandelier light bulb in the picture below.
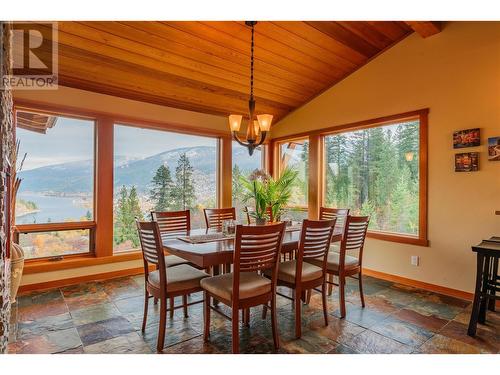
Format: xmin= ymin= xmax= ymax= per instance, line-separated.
xmin=229 ymin=114 xmax=242 ymax=132
xmin=257 ymin=114 xmax=273 ymax=132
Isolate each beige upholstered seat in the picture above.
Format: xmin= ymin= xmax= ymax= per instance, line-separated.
xmin=307 ymin=252 xmax=359 ymax=272
xmin=200 ymin=272 xmax=271 ymax=301
xmin=148 ymin=264 xmax=209 ymax=293
xmin=165 ymin=254 xmax=189 ymax=267
xmin=264 ymin=260 xmax=323 ymax=284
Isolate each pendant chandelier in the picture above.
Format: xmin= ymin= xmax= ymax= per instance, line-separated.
xmin=228 ymin=21 xmax=273 ymax=156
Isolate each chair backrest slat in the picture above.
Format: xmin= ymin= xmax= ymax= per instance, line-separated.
xmin=344 ymin=218 xmax=369 ymax=251
xmin=204 ymin=207 xmax=236 ymax=229
xmin=299 ymin=219 xmax=336 ymax=262
xmin=233 ymin=223 xmax=285 ymax=275
xmin=339 ymin=216 xmax=370 ymax=269
xmin=319 ymin=207 xmax=350 ymax=232
xmin=136 ymin=220 xmax=166 ymax=270
xmin=151 ymin=210 xmax=190 ymax=240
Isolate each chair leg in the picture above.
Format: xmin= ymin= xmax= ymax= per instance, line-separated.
xmin=305 ymin=289 xmax=312 ymax=304
xmin=468 ymin=254 xmax=485 ymax=336
xmin=244 ymin=308 xmax=250 ymax=327
xmin=142 ymin=289 xmax=149 ymax=333
xmin=232 ymin=307 xmax=240 ymax=354
xmin=169 ymin=297 xmax=175 ymax=319
xmin=157 ymin=297 xmax=167 ymax=353
xmin=339 ymin=274 xmax=346 ymax=318
xmin=295 ymin=289 xmax=302 ymax=339
xmin=358 ymin=271 xmax=365 ymax=308
xmin=183 ymin=294 xmax=188 ymax=318
xmin=328 ymin=274 xmax=334 ymax=296
xmin=203 ymin=291 xmax=210 ymax=342
xmin=262 ymin=304 xmax=268 ymax=320
xmin=300 ymin=290 xmax=306 ymax=303
xmin=488 ymin=258 xmax=498 ymax=312
xmin=270 ymin=296 xmax=280 ymax=350
xmin=320 ymin=282 xmax=328 ymax=327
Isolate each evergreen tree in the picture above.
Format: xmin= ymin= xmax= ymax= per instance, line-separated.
xmin=85 ymin=210 xmax=92 ymax=221
xmin=149 ymin=164 xmax=174 ymax=211
xmin=114 ymin=185 xmax=143 ymax=247
xmin=232 ymin=164 xmax=244 ymax=204
xmin=396 ymin=120 xmax=419 ymax=181
xmin=325 ymin=134 xmax=350 ymax=207
xmin=171 ymin=153 xmax=196 ymax=210
xmin=114 ymin=185 xmax=130 ymax=245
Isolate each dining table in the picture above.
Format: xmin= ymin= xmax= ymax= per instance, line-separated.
xmin=162 ymin=224 xmax=344 ymax=272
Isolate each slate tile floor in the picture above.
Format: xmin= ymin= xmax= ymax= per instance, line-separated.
xmin=8 ymin=275 xmax=499 ymax=354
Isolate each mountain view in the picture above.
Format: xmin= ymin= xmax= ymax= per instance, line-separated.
xmin=18 ymin=145 xmax=259 ymax=195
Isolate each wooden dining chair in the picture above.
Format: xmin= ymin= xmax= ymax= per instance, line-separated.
xmin=151 ymin=210 xmax=193 ymax=316
xmin=136 ymin=220 xmax=209 ymax=352
xmin=320 ymin=207 xmax=350 ymax=232
xmin=319 ymin=207 xmax=350 ymax=294
xmin=200 ymin=222 xmax=285 ymax=353
xmin=203 ymin=207 xmax=236 ymax=229
xmin=151 ymin=210 xmax=191 ymax=267
xmin=263 ymin=219 xmax=336 ymax=338
xmin=307 ymin=215 xmax=370 ymax=318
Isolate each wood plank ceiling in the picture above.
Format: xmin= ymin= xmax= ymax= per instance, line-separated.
xmin=33 ymin=21 xmax=414 ymax=121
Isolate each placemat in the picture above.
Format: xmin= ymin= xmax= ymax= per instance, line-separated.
xmin=178 ymin=233 xmax=235 ymax=244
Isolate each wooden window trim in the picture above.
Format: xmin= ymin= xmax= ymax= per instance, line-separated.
xmin=272 ymin=136 xmax=311 ymax=214
xmin=13 ymin=99 xmax=231 ymax=271
xmin=23 ymin=251 xmax=143 ymax=274
xmin=271 ymin=109 xmax=429 ymax=246
xmin=13 ymin=108 xmax=98 ymax=260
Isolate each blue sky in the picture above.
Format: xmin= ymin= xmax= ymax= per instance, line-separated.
xmin=17 ymin=116 xmax=216 ymax=171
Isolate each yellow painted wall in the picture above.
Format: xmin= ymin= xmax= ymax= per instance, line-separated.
xmin=14 ymin=86 xmax=228 ymax=133
xmin=271 ymin=21 xmax=500 ymax=293
xmin=14 ymin=87 xmax=228 ymax=287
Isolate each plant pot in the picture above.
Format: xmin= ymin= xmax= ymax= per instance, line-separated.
xmin=10 ymin=242 xmax=24 ymax=304
xmin=255 ymin=218 xmax=267 ymax=226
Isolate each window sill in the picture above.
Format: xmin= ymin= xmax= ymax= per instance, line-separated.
xmin=23 ymin=251 xmax=143 ymax=274
xmin=367 ymin=231 xmax=429 ymax=247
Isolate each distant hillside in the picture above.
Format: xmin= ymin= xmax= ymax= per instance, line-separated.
xmin=18 ymin=145 xmax=261 ymax=194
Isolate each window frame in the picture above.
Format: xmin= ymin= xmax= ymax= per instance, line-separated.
xmin=13 ymin=108 xmax=98 ymax=260
xmin=271 ymin=109 xmax=428 ymax=246
xmin=13 ymin=100 xmax=230 ymax=271
xmin=273 ymin=136 xmax=310 ymax=213
xmin=112 ymin=121 xmax=222 ymax=253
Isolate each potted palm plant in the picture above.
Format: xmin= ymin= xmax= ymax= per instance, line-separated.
xmin=240 ymin=168 xmax=298 ymax=224
xmin=241 ymin=169 xmax=270 ymax=225
xmin=266 ymin=168 xmax=298 ymax=222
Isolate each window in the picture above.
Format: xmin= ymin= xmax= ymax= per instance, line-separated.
xmin=15 ymin=110 xmax=95 ymax=259
xmin=18 ymin=229 xmax=91 ymax=259
xmin=113 ymin=124 xmax=218 ymax=252
xmin=231 ymin=142 xmax=263 ymax=222
xmin=278 ymin=139 xmax=309 ymax=221
xmin=324 ymin=118 xmax=421 ymax=237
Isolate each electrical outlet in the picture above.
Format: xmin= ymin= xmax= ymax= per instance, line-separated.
xmin=411 ymin=255 xmax=419 ymax=266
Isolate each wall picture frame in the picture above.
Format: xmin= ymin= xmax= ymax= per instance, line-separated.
xmin=488 ymin=137 xmax=500 ymax=161
xmin=453 ymin=128 xmax=480 ymax=149
xmin=455 ymin=152 xmax=479 ymax=172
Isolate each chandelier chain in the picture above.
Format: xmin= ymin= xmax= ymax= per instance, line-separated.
xmin=250 ymin=23 xmax=254 ymax=101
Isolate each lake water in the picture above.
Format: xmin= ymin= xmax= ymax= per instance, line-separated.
xmin=16 ymin=192 xmax=92 ymax=224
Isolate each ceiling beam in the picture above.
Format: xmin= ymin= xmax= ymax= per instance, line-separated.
xmin=405 ymin=22 xmax=442 ymax=38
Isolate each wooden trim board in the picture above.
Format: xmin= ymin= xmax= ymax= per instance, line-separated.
xmin=23 ymin=252 xmax=143 ymax=274
xmin=18 ymin=266 xmax=148 ymax=294
xmin=363 ymin=268 xmax=473 ymax=300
